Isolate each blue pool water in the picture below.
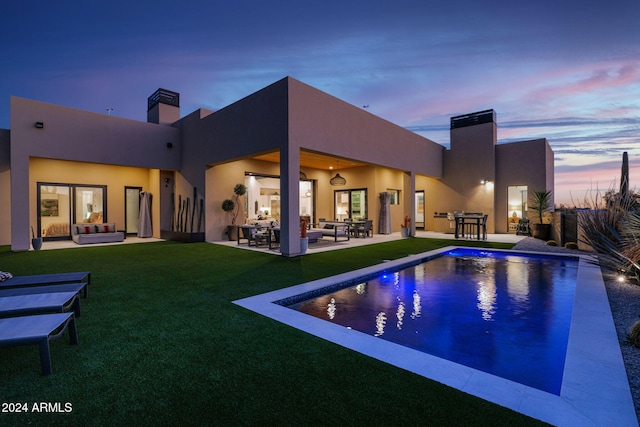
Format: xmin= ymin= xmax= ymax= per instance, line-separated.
xmin=285 ymin=248 xmax=579 ymax=395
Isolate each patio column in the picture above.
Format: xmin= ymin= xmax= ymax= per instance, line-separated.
xmin=10 ymin=155 xmax=30 ymax=251
xmin=404 ymin=171 xmax=416 ymax=236
xmin=280 ymin=146 xmax=301 ymax=256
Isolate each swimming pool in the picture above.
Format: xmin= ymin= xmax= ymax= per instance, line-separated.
xmin=235 ymin=247 xmax=636 ymax=425
xmin=282 ymin=248 xmax=578 ymax=395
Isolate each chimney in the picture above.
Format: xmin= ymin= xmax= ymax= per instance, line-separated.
xmin=147 ymin=88 xmax=180 ymax=125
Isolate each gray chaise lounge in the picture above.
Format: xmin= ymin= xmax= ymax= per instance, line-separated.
xmin=0 ymin=271 xmax=91 ymax=297
xmin=0 ymin=313 xmax=78 ymax=375
xmin=0 ymin=291 xmax=81 ymax=318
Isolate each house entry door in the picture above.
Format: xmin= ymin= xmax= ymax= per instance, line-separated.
xmin=415 ymin=190 xmax=425 ymax=229
xmin=125 ymin=187 xmax=142 ymax=235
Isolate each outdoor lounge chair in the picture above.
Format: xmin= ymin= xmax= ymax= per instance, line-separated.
xmin=0 ymin=312 xmax=78 ymax=375
xmin=0 ymin=291 xmax=81 ymax=318
xmin=0 ymin=271 xmax=91 ymax=298
xmin=0 ymin=282 xmax=86 ymax=298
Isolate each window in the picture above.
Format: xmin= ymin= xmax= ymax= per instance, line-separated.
xmin=388 ymin=189 xmax=400 ymax=205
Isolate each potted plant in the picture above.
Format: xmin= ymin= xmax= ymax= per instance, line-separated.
xmin=31 ymin=226 xmax=43 ymax=251
xmin=299 ymin=218 xmax=309 ymax=254
xmin=221 ymin=183 xmax=247 ymax=241
xmin=400 ymin=215 xmax=411 ymax=237
xmin=530 ymin=190 xmax=552 ymax=240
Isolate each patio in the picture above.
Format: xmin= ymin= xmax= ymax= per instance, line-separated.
xmin=215 ymin=230 xmax=527 ymax=254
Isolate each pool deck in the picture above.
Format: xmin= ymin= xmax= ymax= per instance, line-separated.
xmin=234 ymin=246 xmax=638 ymax=426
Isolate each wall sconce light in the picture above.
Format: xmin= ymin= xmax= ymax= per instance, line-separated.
xmin=166 ymin=142 xmax=173 ymax=148
xmin=164 ymin=177 xmax=173 ymax=187
xmin=480 ymin=179 xmax=490 ymax=185
xmin=35 ymin=122 xmax=44 ymax=129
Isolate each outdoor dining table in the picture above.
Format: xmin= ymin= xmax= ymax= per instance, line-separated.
xmin=454 ymin=214 xmax=485 ymax=240
xmin=345 ymin=220 xmax=365 ymax=237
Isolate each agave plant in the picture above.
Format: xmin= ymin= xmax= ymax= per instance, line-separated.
xmin=578 ymin=188 xmax=640 ymax=283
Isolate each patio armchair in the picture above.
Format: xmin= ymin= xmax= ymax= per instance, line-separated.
xmin=515 ymin=219 xmax=531 ymax=236
xmin=269 ymin=228 xmax=280 ymax=249
xmin=237 ymin=225 xmax=258 ymax=246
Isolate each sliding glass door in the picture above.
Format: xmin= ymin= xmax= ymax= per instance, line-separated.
xmin=38 ymin=183 xmax=106 ymax=240
xmin=38 ymin=184 xmax=71 ymax=239
xmin=334 ymin=189 xmax=367 ymax=221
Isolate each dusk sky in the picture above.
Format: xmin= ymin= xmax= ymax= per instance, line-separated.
xmin=2 ymin=1 xmax=639 ymax=205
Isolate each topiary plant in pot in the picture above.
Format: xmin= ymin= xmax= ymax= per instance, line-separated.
xmin=530 ymin=190 xmax=552 ymax=240
xmin=222 ymin=183 xmax=247 ymax=241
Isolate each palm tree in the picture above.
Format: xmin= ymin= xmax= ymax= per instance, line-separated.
xmin=530 ymin=190 xmax=552 ymax=224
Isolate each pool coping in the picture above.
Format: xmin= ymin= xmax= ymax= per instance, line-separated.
xmin=233 ymin=246 xmax=638 ymax=426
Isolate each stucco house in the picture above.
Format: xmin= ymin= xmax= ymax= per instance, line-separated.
xmin=0 ymin=76 xmax=553 ymax=256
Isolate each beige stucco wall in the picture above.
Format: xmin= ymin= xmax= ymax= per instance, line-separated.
xmin=287 ymin=78 xmax=444 ymax=178
xmin=0 ymin=129 xmax=10 ymax=245
xmin=10 ymin=96 xmax=179 ymax=250
xmin=495 ymin=138 xmax=554 ymax=233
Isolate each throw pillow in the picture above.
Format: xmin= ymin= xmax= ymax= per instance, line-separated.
xmin=76 ymin=225 xmax=94 ymax=234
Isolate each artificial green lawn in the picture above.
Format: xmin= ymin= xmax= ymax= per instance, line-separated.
xmin=0 ymin=239 xmax=547 ymax=426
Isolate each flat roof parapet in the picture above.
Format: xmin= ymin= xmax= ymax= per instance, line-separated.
xmin=148 ymin=88 xmax=180 ymax=111
xmin=451 ymin=109 xmax=495 ymax=129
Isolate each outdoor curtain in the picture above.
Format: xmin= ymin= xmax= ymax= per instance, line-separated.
xmin=138 ymin=191 xmax=153 ymax=238
xmin=378 ymin=192 xmax=392 ymax=234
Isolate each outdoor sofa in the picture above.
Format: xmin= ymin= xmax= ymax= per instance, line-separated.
xmin=72 ymin=223 xmax=124 ymax=245
xmin=309 ymin=222 xmax=351 ymax=242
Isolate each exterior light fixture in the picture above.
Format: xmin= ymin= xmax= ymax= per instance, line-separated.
xmin=330 ymin=173 xmax=346 ymax=186
xmin=300 ymin=171 xmax=307 ymax=180
xmin=330 ymin=160 xmax=347 ymax=186
xmin=35 ymin=122 xmax=44 ymax=129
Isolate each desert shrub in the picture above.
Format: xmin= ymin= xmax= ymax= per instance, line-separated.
xmin=629 ymin=320 xmax=640 ymax=348
xmin=577 ymin=188 xmax=640 ymax=283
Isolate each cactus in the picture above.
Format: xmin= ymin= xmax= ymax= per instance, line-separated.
xmin=171 ymin=187 xmax=203 ymax=233
xmin=197 ymin=198 xmax=204 ymax=233
xmin=190 ymin=186 xmax=197 ymax=233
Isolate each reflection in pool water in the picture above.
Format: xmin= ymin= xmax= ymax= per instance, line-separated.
xmin=286 ymin=248 xmax=579 ymax=395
